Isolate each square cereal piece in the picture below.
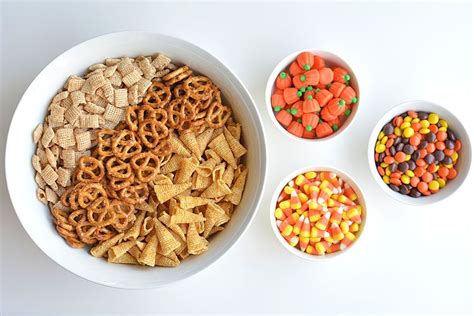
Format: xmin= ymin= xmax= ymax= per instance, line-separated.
xmin=52 ymin=91 xmax=69 ymax=103
xmin=114 ymin=88 xmax=128 ymax=108
xmin=70 ymin=91 xmax=86 ymax=106
xmin=61 ymin=149 xmax=76 ymax=169
xmin=138 ymin=57 xmax=156 ymax=80
xmin=45 ymin=186 xmax=59 ymax=203
xmin=109 ymin=71 xmax=122 ymax=87
xmin=65 ymin=75 xmax=85 ymax=92
xmin=41 ymin=125 xmax=55 ymax=148
xmin=81 ymin=71 xmax=106 ymax=94
xmin=105 ymin=58 xmax=121 ymax=66
xmin=136 ymin=78 xmax=152 ymax=96
xmin=79 ymin=114 xmax=99 ymax=128
xmin=64 ymin=104 xmax=81 ymax=124
xmin=35 ymin=172 xmax=46 ymax=189
xmin=151 ymin=54 xmax=171 ymax=70
xmin=33 ymin=124 xmax=43 ymax=144
xmin=84 ymin=102 xmax=105 ymax=114
xmin=57 ymin=167 xmax=72 ymax=187
xmin=117 ymin=58 xmax=135 ymax=76
xmin=104 ymin=65 xmax=118 ymax=78
xmin=128 ymin=85 xmax=138 ymax=105
xmin=122 ymin=69 xmax=142 ymax=87
xmin=103 ymin=104 xmax=125 ymax=124
xmin=55 ymin=128 xmax=76 ymax=149
xmin=75 ymin=131 xmax=91 ymax=151
xmin=41 ymin=164 xmax=58 ymax=186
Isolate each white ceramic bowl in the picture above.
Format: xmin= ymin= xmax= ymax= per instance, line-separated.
xmin=5 ymin=31 xmax=267 ymax=289
xmin=269 ymin=166 xmax=367 ymax=260
xmin=265 ymin=49 xmax=360 ymax=142
xmin=368 ymin=100 xmax=471 ymax=205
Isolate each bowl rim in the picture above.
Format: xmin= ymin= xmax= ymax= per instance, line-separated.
xmin=269 ymin=165 xmax=367 ymax=261
xmin=264 ymin=48 xmax=361 ymax=143
xmin=367 ymin=99 xmax=472 ymax=206
xmin=5 ymin=30 xmax=268 ymax=289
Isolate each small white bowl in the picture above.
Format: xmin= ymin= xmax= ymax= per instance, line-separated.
xmin=265 ymin=49 xmax=360 ymax=142
xmin=368 ymin=100 xmax=472 ymax=205
xmin=5 ymin=31 xmax=267 ymax=289
xmin=269 ymin=166 xmax=367 ymax=260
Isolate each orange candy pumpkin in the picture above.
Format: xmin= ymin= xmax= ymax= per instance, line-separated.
xmin=276 ymin=72 xmax=292 ymax=89
xmin=314 ymin=89 xmax=333 ymax=107
xmin=315 ymin=122 xmax=333 ymax=138
xmin=292 ymin=74 xmax=307 ymax=89
xmin=291 ymin=101 xmax=303 ymax=118
xmin=333 ymin=67 xmax=350 ymax=83
xmin=302 ymin=113 xmax=319 ymax=131
xmin=339 ymin=86 xmax=357 ymax=105
xmin=283 ymin=87 xmax=300 ymax=104
xmin=276 ymin=110 xmax=293 ymax=127
xmin=289 ymin=61 xmax=304 ymax=76
xmin=271 ymin=94 xmax=286 ymax=108
xmin=313 ymin=55 xmax=325 ymax=69
xmin=328 ymin=81 xmax=345 ymax=98
xmin=287 ymin=121 xmax=304 ymax=137
xmin=327 ymin=98 xmax=346 ymax=116
xmin=320 ymin=106 xmax=337 ymax=121
xmin=304 ymin=69 xmax=320 ymax=86
xmin=296 ymin=52 xmax=314 ymax=71
xmin=318 ymin=67 xmax=334 ymax=85
xmin=302 ymin=96 xmax=320 ymax=113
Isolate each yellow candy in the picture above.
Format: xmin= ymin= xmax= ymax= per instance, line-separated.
xmin=284 ymin=186 xmax=294 ymax=194
xmin=274 ymin=208 xmax=284 ymax=219
xmin=378 ymin=131 xmax=384 ymax=140
xmin=324 ymin=235 xmax=334 ymax=243
xmin=281 ymin=225 xmax=293 ymax=236
xmin=419 ymin=128 xmax=430 ymax=134
xmin=445 ymin=164 xmax=453 ymax=169
xmin=403 ymin=127 xmax=414 ymax=138
xmin=381 ymin=136 xmax=388 ymax=145
xmin=403 ymin=116 xmax=412 ymax=122
xmin=375 ymin=144 xmax=386 ymax=153
xmin=401 ymin=175 xmax=410 ymax=184
xmin=437 ymin=178 xmax=446 ymax=188
xmin=394 ymin=127 xmax=401 ymax=136
xmin=298 ymin=192 xmax=308 ymax=203
xmin=295 ymin=175 xmax=306 ymax=186
xmin=279 ymin=200 xmax=290 ymax=209
xmin=438 ymin=127 xmax=447 ymax=132
xmin=296 ymin=208 xmax=304 ymax=215
xmin=306 ymin=245 xmax=315 ymax=254
xmin=428 ymin=180 xmax=440 ymax=191
xmin=400 ymin=122 xmax=411 ymax=130
xmin=383 ymin=175 xmax=390 ymax=184
xmin=340 ymin=221 xmax=349 ymax=234
xmin=428 ymin=113 xmax=439 ymax=124
xmin=412 ymin=118 xmax=420 ymax=123
xmin=439 ymin=119 xmax=448 ymax=128
xmin=305 ymin=171 xmax=317 ymax=179
xmin=452 ymin=152 xmax=458 ymax=161
xmin=310 ymin=237 xmax=321 ymax=244
xmin=420 ymin=120 xmax=430 ymax=128
xmin=405 ymin=154 xmax=411 ymax=161
xmin=350 ymin=223 xmax=359 ymax=233
xmin=385 ymin=167 xmax=391 ymax=176
xmin=405 ymin=170 xmax=415 ymax=177
xmin=380 ymin=162 xmax=388 ymax=168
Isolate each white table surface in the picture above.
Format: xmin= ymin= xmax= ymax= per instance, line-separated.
xmin=1 ymin=1 xmax=473 ymax=315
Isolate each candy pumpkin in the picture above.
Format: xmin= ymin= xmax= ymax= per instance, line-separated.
xmin=318 ymin=67 xmax=334 ymax=85
xmin=302 ymin=113 xmax=319 ymax=131
xmin=328 ymin=81 xmax=345 ymax=98
xmin=274 ymin=88 xmax=283 ymax=95
xmin=292 ymin=74 xmax=307 ymax=89
xmin=302 ymin=96 xmax=320 ymax=113
xmin=287 ymin=121 xmax=304 ymax=137
xmin=283 ymin=87 xmax=301 ymax=104
xmin=276 ymin=72 xmax=292 ymax=89
xmin=304 ymin=69 xmax=320 ymax=86
xmin=291 ymin=101 xmax=303 ymax=118
xmin=289 ymin=61 xmax=304 ymax=76
xmin=276 ymin=109 xmax=292 ymax=127
xmin=314 ymin=89 xmax=333 ymax=107
xmin=327 ymin=98 xmax=346 ymax=116
xmin=315 ymin=122 xmax=333 ymax=138
xmin=296 ymin=52 xmax=314 ymax=71
xmin=303 ymin=89 xmax=315 ymax=100
xmin=333 ymin=67 xmax=350 ymax=83
xmin=271 ymin=93 xmax=286 ymax=109
xmin=320 ymin=106 xmax=337 ymax=121
xmin=339 ymin=86 xmax=357 ymax=104
xmin=303 ymin=129 xmax=316 ymax=139
xmin=313 ymin=55 xmax=325 ymax=69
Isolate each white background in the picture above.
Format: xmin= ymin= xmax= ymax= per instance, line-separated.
xmin=1 ymin=1 xmax=473 ymax=315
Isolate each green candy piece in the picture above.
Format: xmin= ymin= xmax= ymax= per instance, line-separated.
xmin=306 ymin=86 xmax=313 ymax=91
xmin=338 ymin=99 xmax=346 ymax=106
xmin=344 ymin=81 xmax=350 ymax=86
xmin=343 ymin=74 xmax=351 ymax=81
xmin=303 ymin=64 xmax=311 ymax=71
xmin=307 ymin=95 xmax=313 ymax=100
xmin=279 ymin=72 xmax=287 ymax=79
xmin=344 ymin=109 xmax=352 ymax=116
xmin=351 ymin=97 xmax=358 ymax=104
xmin=299 ymin=87 xmax=306 ymax=92
xmin=297 ymin=119 xmax=302 ymax=123
xmin=332 ymin=124 xmax=339 ymax=131
xmin=286 ymin=109 xmax=291 ymax=113
xmin=297 ymin=91 xmax=303 ymax=97
xmin=306 ymin=125 xmax=313 ymax=131
xmin=300 ymin=75 xmax=306 ymax=82
xmin=290 ymin=108 xmax=298 ymax=115
xmin=326 ymin=83 xmax=332 ymax=89
xmin=319 ymin=118 xmax=323 ymax=123
xmin=315 ymin=88 xmax=321 ymax=93
xmin=274 ymin=106 xmax=281 ymax=112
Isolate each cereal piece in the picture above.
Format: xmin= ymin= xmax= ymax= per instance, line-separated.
xmin=32 ymin=124 xmax=44 ymax=144
xmin=114 ymin=89 xmax=128 ymax=108
xmin=36 ymin=188 xmax=48 ymax=204
xmin=52 ymin=91 xmax=69 ymax=103
xmin=101 ymin=81 xmax=115 ymax=102
xmin=48 ymin=105 xmax=65 ymax=128
xmin=32 ymin=155 xmax=42 ymax=173
xmin=167 ymin=63 xmax=177 ymax=70
xmin=75 ymin=131 xmax=92 ymax=151
xmin=109 ymin=71 xmax=122 ymax=87
xmin=122 ymin=69 xmax=142 ymax=88
xmin=88 ymin=63 xmax=107 ymax=71
xmin=153 ymin=182 xmax=191 ymax=204
xmin=79 ymin=114 xmax=100 ymax=128
xmin=64 ymin=104 xmax=81 ymax=124
xmin=103 ymin=65 xmax=118 ymax=78
xmin=136 ymin=78 xmax=152 ymax=96
xmin=105 ymin=58 xmax=121 ymax=66
xmin=41 ymin=165 xmax=58 ymax=186
xmin=45 ymin=186 xmax=58 ymax=203
xmin=155 ymin=69 xmax=170 ymax=78
xmin=35 ymin=172 xmax=46 ymax=189
xmin=84 ymin=102 xmax=105 ymax=114
xmin=208 ymin=133 xmax=237 ymax=169
xmin=127 ymin=84 xmax=139 ymax=105
xmin=56 ymin=167 xmax=72 ymax=187
xmin=103 ymin=104 xmax=125 ymax=124
xmin=65 ymin=75 xmax=85 ymax=92
xmin=138 ymin=57 xmax=156 ymax=79
xmin=55 ymin=128 xmax=76 ymax=148
xmin=45 ymin=148 xmax=57 ymax=169
xmin=60 ymin=149 xmax=76 ymax=169
xmin=41 ymin=125 xmax=55 ymax=148
xmin=81 ymin=71 xmax=106 ymax=94
xmin=70 ymin=91 xmax=86 ymax=106
xmin=151 ymin=54 xmax=171 ymax=70
xmin=117 ymin=57 xmax=135 ymax=76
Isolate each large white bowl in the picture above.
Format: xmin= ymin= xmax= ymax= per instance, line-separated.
xmin=269 ymin=166 xmax=367 ymax=260
xmin=265 ymin=49 xmax=360 ymax=142
xmin=368 ymin=100 xmax=471 ymax=205
xmin=5 ymin=31 xmax=267 ymax=289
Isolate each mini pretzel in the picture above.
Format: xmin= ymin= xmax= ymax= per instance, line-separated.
xmin=167 ymin=98 xmax=195 ymax=129
xmin=151 ymin=139 xmax=172 ymax=157
xmin=138 ymin=104 xmax=156 ymax=123
xmin=173 ymin=84 xmax=190 ymax=99
xmin=206 ymin=102 xmax=231 ymax=129
xmin=77 ymin=183 xmax=107 ymax=209
xmin=75 ymin=156 xmax=105 ymax=183
xmin=94 ymin=226 xmax=116 ymax=241
xmin=119 ymin=180 xmax=149 ymax=204
xmin=106 ymin=157 xmax=132 ymax=179
xmin=108 ymin=173 xmax=135 ymax=191
xmin=130 ymin=152 xmax=160 ymax=182
xmin=87 ymin=198 xmax=115 ymax=227
xmin=154 ymin=108 xmax=168 ymax=125
xmin=97 ymin=129 xmax=117 ymax=144
xmin=125 ymin=105 xmax=140 ymax=131
xmin=109 ymin=200 xmax=135 ymax=232
xmin=75 ymin=221 xmax=98 ymax=245
xmin=163 ymin=66 xmax=192 ymax=86
xmin=138 ymin=119 xmax=169 ymax=148
xmin=183 ymin=75 xmax=212 ymax=100
xmin=144 ymin=82 xmax=171 ymax=108
xmin=68 ymin=209 xmax=87 ymax=226
xmin=112 ymin=130 xmax=142 ymax=160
